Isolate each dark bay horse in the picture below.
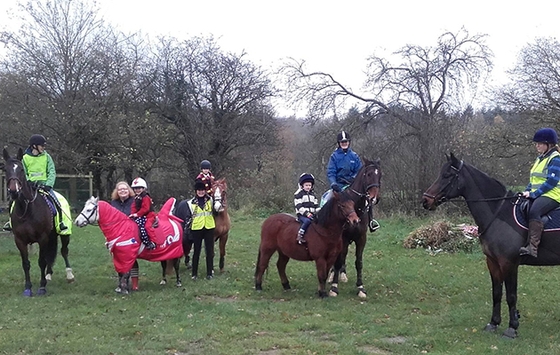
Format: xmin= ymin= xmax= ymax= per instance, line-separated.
xmin=255 ymin=191 xmax=360 ymax=297
xmin=3 ymin=148 xmax=74 ymax=296
xmin=328 ymin=158 xmax=382 ymax=298
xmin=182 ymin=178 xmax=231 ymax=272
xmin=422 ymin=153 xmax=560 ymax=339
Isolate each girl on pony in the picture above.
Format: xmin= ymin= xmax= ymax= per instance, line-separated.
xmin=196 ymin=159 xmax=215 ymax=195
xmin=129 ymin=177 xmax=157 ymax=250
xmin=294 ymin=173 xmax=320 ymax=244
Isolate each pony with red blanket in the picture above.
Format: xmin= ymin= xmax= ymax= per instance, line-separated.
xmin=75 ymin=196 xmax=184 ymax=294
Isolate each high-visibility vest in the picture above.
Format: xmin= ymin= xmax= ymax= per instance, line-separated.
xmin=189 ymin=199 xmax=215 ymax=230
xmin=22 ymin=153 xmax=48 ymax=183
xmin=529 ymin=150 xmax=560 ymax=203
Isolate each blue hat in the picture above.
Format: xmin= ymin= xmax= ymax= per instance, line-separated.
xmin=533 ymin=128 xmax=558 ymax=144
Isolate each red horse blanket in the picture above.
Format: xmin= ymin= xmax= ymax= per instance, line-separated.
xmin=98 ymin=198 xmax=184 ymax=273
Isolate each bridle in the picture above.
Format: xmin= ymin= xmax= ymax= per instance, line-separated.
xmin=422 ymin=160 xmax=464 ymax=205
xmin=5 ymin=166 xmax=39 ymax=218
xmin=347 ymin=163 xmax=381 ymax=203
xmin=79 ymin=201 xmax=99 ymax=226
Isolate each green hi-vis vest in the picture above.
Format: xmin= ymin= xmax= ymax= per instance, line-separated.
xmin=529 ymin=150 xmax=560 ymax=203
xmin=190 ymin=199 xmax=215 ymax=230
xmin=22 ymin=153 xmax=48 ymax=183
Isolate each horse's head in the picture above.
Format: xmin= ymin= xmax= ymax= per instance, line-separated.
xmin=349 ymin=158 xmax=381 ymax=204
xmin=3 ymin=148 xmax=29 ymax=200
xmin=213 ymin=178 xmax=227 ymax=212
xmin=334 ymin=191 xmax=361 ymax=227
xmin=422 ymin=153 xmax=464 ymax=211
xmin=75 ymin=196 xmax=100 ymax=227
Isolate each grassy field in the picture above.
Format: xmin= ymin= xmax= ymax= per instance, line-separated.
xmin=1 ymin=212 xmax=560 ymax=355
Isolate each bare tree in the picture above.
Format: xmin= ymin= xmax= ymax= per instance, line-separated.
xmin=281 ymin=28 xmax=493 ymax=212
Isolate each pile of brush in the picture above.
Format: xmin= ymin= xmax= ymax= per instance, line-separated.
xmin=403 ymin=221 xmax=479 ymax=253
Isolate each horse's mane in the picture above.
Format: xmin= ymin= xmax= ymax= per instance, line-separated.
xmin=465 ymin=162 xmax=509 ymax=196
xmin=315 ymin=192 xmax=352 ymax=227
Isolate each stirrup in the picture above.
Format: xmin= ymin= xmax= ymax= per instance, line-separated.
xmin=369 ymin=219 xmax=380 ymax=232
xmin=3 ymin=221 xmax=12 ymax=232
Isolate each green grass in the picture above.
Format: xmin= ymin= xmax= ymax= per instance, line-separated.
xmin=1 ymin=212 xmax=560 ymax=354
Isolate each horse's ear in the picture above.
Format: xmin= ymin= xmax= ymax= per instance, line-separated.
xmin=2 ymin=148 xmax=9 ymax=162
xmin=375 ymin=158 xmax=380 ymax=166
xmin=17 ymin=148 xmax=23 ymax=161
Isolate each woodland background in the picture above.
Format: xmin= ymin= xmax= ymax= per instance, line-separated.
xmin=1 ymin=0 xmax=558 ymax=215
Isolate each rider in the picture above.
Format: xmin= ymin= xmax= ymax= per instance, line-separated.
xmin=8 ymin=134 xmax=68 ymax=232
xmin=322 ymin=131 xmax=363 ymax=205
xmin=294 ymin=173 xmax=320 ymax=244
xmin=196 ymin=159 xmax=215 ymax=195
xmin=519 ymin=128 xmax=560 ymax=258
xmin=129 ymin=177 xmax=157 ymax=251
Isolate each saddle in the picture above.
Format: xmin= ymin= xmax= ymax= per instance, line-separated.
xmin=514 ymin=200 xmax=560 ymax=231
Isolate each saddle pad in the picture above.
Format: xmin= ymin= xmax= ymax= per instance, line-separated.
xmin=513 ymin=204 xmax=560 ymax=231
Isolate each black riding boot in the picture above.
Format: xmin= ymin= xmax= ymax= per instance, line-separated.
xmin=519 ymin=220 xmax=544 ymax=257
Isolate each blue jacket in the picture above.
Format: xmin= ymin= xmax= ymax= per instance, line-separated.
xmin=327 ymin=147 xmax=362 ymax=187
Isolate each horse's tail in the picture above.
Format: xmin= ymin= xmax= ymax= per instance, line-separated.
xmin=255 ymin=249 xmax=261 ymax=277
xmin=46 ymin=231 xmax=58 ymax=266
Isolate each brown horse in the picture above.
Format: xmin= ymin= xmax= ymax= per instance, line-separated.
xmin=328 ymin=158 xmax=382 ymax=298
xmin=255 ymin=191 xmax=360 ymax=298
xmin=182 ymin=178 xmax=231 ymax=272
xmin=3 ymin=148 xmax=74 ymax=296
xmin=421 ymin=153 xmax=560 ymax=339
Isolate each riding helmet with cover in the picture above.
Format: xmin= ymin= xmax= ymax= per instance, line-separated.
xmin=200 ymin=160 xmax=212 ymax=170
xmin=29 ymin=134 xmax=47 ymax=147
xmin=337 ymin=131 xmax=350 ymax=143
xmin=194 ymin=179 xmax=206 ymax=191
xmin=533 ymin=128 xmax=558 ymax=145
xmin=298 ymin=173 xmax=315 ymax=187
xmin=131 ymin=177 xmax=147 ymax=189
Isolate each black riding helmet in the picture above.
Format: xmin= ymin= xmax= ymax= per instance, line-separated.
xmin=200 ymin=160 xmax=211 ymax=170
xmin=194 ymin=179 xmax=206 ymax=191
xmin=29 ymin=134 xmax=47 ymax=147
xmin=298 ymin=173 xmax=315 ymax=187
xmin=337 ymin=131 xmax=350 ymax=143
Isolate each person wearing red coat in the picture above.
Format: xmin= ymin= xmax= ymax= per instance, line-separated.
xmin=130 ymin=177 xmax=157 ymax=250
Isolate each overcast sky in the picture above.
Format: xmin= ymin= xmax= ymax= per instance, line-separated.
xmin=1 ymin=0 xmax=559 ymax=115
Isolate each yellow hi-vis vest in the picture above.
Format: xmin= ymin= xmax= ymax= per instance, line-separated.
xmin=529 ymin=150 xmax=560 ymax=203
xmin=189 ymin=199 xmax=215 ymax=230
xmin=22 ymin=153 xmax=48 ymax=183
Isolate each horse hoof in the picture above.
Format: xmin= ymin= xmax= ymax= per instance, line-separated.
xmin=318 ymin=290 xmax=328 ymax=298
xmin=160 ymin=280 xmax=167 ymax=285
xmin=357 ymin=286 xmax=367 ymax=299
xmin=23 ymin=289 xmax=33 ymax=297
xmin=255 ymin=284 xmax=263 ymax=291
xmin=340 ymin=273 xmax=348 ymax=283
xmin=329 ymin=290 xmax=338 ymax=297
xmin=114 ymin=286 xmax=122 ymax=293
xmin=483 ymin=323 xmax=498 ymax=332
xmin=66 ymin=277 xmax=75 ymax=283
xmin=176 ymin=282 xmax=182 ymax=287
xmin=45 ymin=274 xmax=52 ymax=281
xmin=282 ymin=282 xmax=291 ymax=290
xmin=502 ymin=328 xmax=517 ymax=339
xmin=37 ymin=287 xmax=47 ymax=296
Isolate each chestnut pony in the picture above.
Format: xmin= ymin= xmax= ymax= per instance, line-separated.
xmin=255 ymin=191 xmax=360 ymax=298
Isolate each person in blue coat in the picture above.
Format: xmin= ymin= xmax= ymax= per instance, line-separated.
xmin=322 ymin=131 xmax=362 ymax=205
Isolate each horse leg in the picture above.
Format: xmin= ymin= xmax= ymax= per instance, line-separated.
xmin=218 ymin=232 xmax=228 ymax=272
xmin=315 ymin=258 xmax=328 ymax=298
xmin=502 ymin=265 xmax=520 ymax=339
xmin=338 ymin=242 xmax=350 ymax=283
xmin=174 ymin=258 xmax=182 ymax=287
xmin=355 ymin=235 xmax=367 ymax=298
xmin=255 ymin=248 xmax=274 ymax=291
xmin=276 ymin=252 xmax=291 ymax=291
xmin=131 ymin=261 xmax=139 ymax=291
xmin=484 ymin=257 xmax=504 ymax=333
xmin=329 ymin=252 xmax=343 ymax=297
xmin=59 ymin=234 xmax=75 ymax=283
xmin=117 ymin=272 xmax=130 ymax=294
xmin=16 ymin=241 xmax=33 ymax=297
xmin=36 ymin=245 xmax=49 ymax=296
xmin=160 ymin=261 xmax=168 ymax=285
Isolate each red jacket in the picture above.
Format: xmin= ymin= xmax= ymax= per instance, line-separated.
xmin=131 ymin=193 xmax=156 ymax=220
